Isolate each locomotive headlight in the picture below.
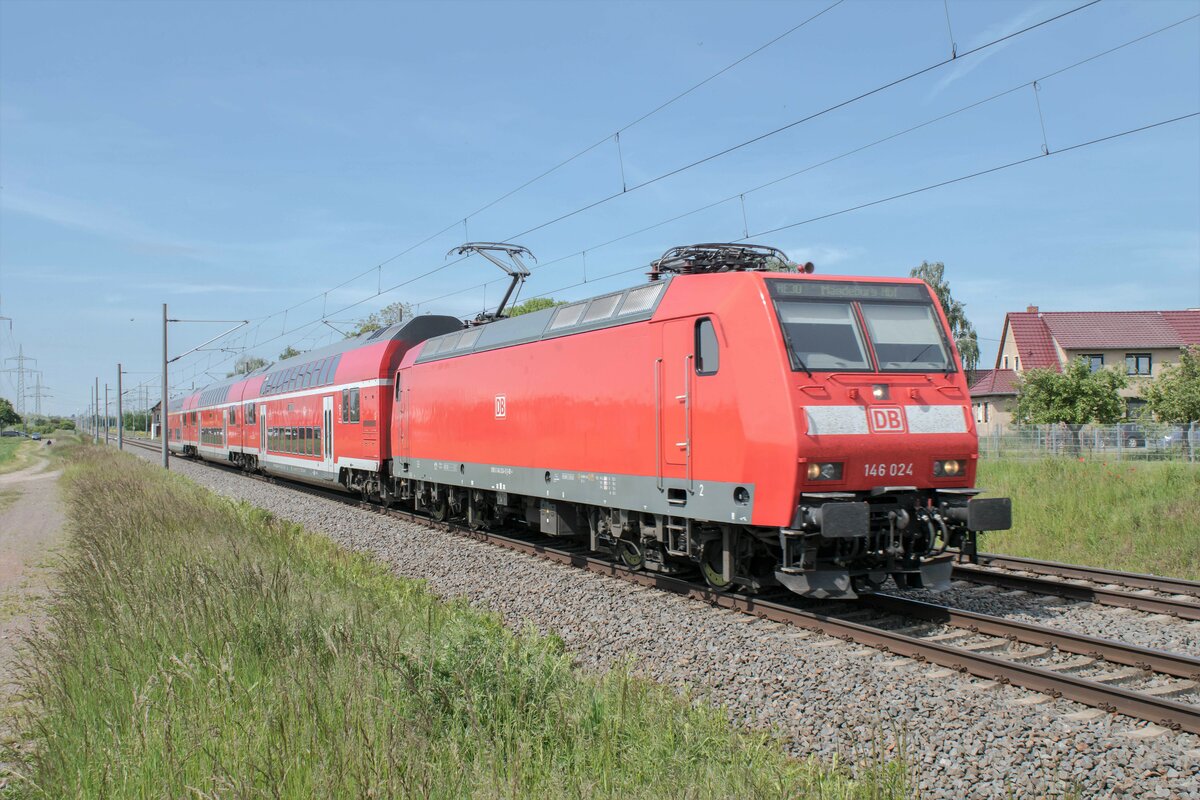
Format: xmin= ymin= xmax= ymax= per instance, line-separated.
xmin=807 ymin=462 xmax=844 ymax=481
xmin=872 ymin=384 xmax=889 ymax=400
xmin=933 ymin=459 xmax=962 ymax=477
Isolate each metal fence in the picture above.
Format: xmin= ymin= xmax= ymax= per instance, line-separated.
xmin=976 ymin=422 xmax=1199 ymax=463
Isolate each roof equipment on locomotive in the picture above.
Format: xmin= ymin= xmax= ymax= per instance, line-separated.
xmin=448 ymin=242 xmax=535 ymax=324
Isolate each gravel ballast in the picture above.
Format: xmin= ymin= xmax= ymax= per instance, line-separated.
xmin=137 ymin=451 xmax=1200 ymax=798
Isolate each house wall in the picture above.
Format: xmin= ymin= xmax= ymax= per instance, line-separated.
xmin=1061 ymin=346 xmax=1183 ymax=397
xmin=972 ymin=395 xmax=1016 ymax=431
xmin=997 ymin=328 xmax=1021 ymax=371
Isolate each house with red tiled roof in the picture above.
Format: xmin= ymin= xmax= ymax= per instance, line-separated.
xmin=969 ymin=306 xmax=1200 ymax=429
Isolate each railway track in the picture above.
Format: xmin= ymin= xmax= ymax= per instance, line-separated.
xmin=951 ymin=561 xmax=1200 ymax=621
xmin=121 ymin=439 xmax=1200 ymax=734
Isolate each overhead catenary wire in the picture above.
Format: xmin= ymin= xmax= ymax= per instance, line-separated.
xmin=176 ymin=0 xmax=1097 ymax=376
xmin=507 ymin=112 xmax=1199 ymax=307
xmin=372 ymin=13 xmax=1200 ymax=320
xmin=505 ymin=0 xmax=1104 ymax=241
xmin=203 ymin=1 xmax=849 ymax=358
xmin=174 ymin=1 xmax=1193 ymax=392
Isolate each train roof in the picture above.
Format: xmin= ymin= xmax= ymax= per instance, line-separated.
xmin=415 ymin=280 xmax=670 ymax=363
xmin=169 ymin=315 xmax=462 ymax=411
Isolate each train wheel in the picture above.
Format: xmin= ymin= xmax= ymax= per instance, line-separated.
xmin=700 ymin=539 xmax=736 ymax=592
xmin=616 ymin=539 xmax=645 ymax=571
xmin=429 ymin=496 xmax=449 ymax=522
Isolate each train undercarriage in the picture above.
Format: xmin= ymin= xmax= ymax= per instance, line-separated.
xmin=192 ymin=447 xmax=1008 ymax=600
xmin=369 ymin=467 xmax=1012 ymax=600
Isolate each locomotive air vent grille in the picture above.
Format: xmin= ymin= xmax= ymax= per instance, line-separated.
xmin=581 ymin=294 xmax=621 ymax=323
xmin=618 ymin=283 xmax=664 ymax=316
xmin=549 ymin=303 xmax=587 ymax=330
xmin=457 ymin=328 xmax=484 ymax=350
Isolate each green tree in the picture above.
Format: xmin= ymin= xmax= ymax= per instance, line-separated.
xmin=506 ymin=297 xmax=566 ymax=317
xmin=278 ymin=345 xmax=304 ymax=360
xmin=1143 ymin=345 xmax=1200 ymax=455
xmin=1016 ymin=358 xmax=1128 ymax=453
xmin=347 ymin=301 xmax=413 ymax=338
xmin=0 ymin=397 xmax=21 ymax=428
xmin=909 ymin=261 xmax=980 ymax=376
xmin=228 ymin=355 xmax=270 ymax=377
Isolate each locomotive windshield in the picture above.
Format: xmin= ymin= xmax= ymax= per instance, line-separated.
xmin=767 ymin=279 xmax=955 ymax=373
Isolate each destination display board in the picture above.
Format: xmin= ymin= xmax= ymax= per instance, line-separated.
xmin=767 ymin=279 xmax=930 ymax=302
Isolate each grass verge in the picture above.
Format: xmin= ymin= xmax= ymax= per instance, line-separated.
xmin=0 ymin=439 xmax=36 ymax=476
xmin=977 ymin=459 xmax=1200 ymax=579
xmin=4 ymin=446 xmax=905 ymax=798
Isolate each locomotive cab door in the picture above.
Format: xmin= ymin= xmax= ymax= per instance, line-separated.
xmin=322 ymin=395 xmax=334 ymax=471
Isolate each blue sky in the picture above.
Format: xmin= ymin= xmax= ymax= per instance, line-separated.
xmin=1 ymin=0 xmax=1197 ymax=416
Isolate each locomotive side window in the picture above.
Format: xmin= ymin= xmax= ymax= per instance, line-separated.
xmin=860 ymin=303 xmax=952 ymax=371
xmin=775 ymin=301 xmax=871 ymax=371
xmin=695 ymin=318 xmax=720 ymax=375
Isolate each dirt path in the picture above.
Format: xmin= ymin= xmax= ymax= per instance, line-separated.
xmin=0 ymin=448 xmax=66 ymax=753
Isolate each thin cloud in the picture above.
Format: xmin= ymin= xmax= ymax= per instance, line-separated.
xmin=926 ymin=3 xmax=1047 ymax=100
xmin=0 ymin=188 xmax=207 ymax=259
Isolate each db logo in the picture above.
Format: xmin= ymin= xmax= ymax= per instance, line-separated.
xmin=869 ymin=407 xmax=906 ymax=433
xmin=494 ymin=394 xmax=507 ymax=419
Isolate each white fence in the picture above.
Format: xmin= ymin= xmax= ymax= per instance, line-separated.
xmin=976 ymin=422 xmax=1198 ymax=463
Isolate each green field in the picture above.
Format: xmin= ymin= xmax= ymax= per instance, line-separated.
xmin=4 ymin=446 xmax=904 ymax=798
xmin=977 ymin=459 xmax=1200 ymax=579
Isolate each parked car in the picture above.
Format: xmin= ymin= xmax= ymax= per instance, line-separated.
xmin=1 ymin=430 xmax=20 ymax=437
xmin=30 ymin=433 xmax=42 ymax=440
xmin=1162 ymin=426 xmax=1192 ymax=448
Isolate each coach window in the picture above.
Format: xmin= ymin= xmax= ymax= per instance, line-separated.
xmin=695 ymin=318 xmax=719 ymax=375
xmin=245 ymin=404 xmax=255 ymax=424
xmin=342 ymin=388 xmax=360 ymax=423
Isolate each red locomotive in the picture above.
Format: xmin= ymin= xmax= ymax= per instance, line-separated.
xmin=168 ymin=243 xmax=1010 ymax=599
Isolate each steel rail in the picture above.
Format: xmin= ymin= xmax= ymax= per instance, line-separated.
xmin=952 ymin=564 xmax=1200 ymax=622
xmin=971 ymin=553 xmax=1200 ymax=598
xmin=863 ymin=594 xmax=1200 ymax=681
xmin=121 ymin=440 xmax=1200 ymax=734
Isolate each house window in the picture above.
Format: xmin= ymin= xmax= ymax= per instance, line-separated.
xmin=695 ymin=318 xmax=719 ymax=375
xmin=1003 ymin=356 xmax=1009 ymax=368
xmin=1083 ymin=354 xmax=1104 ymax=372
xmin=1014 ymin=357 xmax=1019 ymax=370
xmin=1125 ymin=353 xmax=1151 ymax=376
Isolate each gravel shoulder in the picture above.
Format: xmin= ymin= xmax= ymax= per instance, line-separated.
xmin=136 ymin=451 xmax=1200 ymax=799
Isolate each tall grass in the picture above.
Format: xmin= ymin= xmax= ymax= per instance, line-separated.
xmin=4 ymin=447 xmax=905 ymax=798
xmin=977 ymin=459 xmax=1200 ymax=579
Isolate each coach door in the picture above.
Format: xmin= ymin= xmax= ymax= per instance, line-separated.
xmin=395 ymin=370 xmax=409 ymax=470
xmin=658 ymin=318 xmax=693 ymax=488
xmin=322 ymin=395 xmax=334 ymax=470
xmin=259 ymin=405 xmax=267 ymax=456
